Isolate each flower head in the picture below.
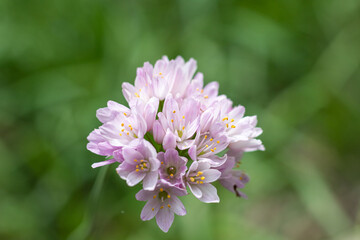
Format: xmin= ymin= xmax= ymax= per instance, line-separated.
xmin=87 ymin=56 xmax=264 ymax=232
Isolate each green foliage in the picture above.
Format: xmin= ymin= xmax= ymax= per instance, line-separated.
xmin=1 ymin=0 xmax=360 ymax=239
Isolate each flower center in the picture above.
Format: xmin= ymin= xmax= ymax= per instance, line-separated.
xmin=134 ymin=159 xmax=149 ymax=172
xmin=189 ymin=171 xmax=205 ymax=184
xmin=167 ymin=166 xmax=177 ymax=177
xmin=158 ymin=190 xmax=169 ymax=202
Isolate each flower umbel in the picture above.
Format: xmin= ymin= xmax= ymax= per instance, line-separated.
xmin=87 ymin=56 xmax=264 ymax=232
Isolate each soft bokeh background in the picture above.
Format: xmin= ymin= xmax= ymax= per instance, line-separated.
xmin=1 ymin=0 xmax=360 ymax=239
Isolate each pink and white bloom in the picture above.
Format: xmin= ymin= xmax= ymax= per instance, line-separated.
xmin=117 ymin=140 xmax=160 ymax=190
xmin=157 ymin=95 xmax=200 ymax=149
xmin=186 ymin=161 xmax=221 ymax=203
xmin=158 ymin=149 xmax=187 ymax=188
xmin=99 ymin=109 xmax=147 ymax=147
xmin=87 ymin=55 xmax=264 ymax=232
xmin=136 ymin=180 xmax=187 ymax=232
xmin=188 ymin=124 xmax=228 ymax=167
xmin=217 ymin=156 xmax=249 ymax=198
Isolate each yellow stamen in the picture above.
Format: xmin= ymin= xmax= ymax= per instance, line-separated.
xmin=231 ymin=119 xmax=234 ymax=122
xmin=182 ymin=115 xmax=185 ymax=119
xmin=217 ymin=140 xmax=220 ymax=144
xmin=197 ymin=171 xmax=203 ymax=175
xmin=211 ymin=149 xmax=214 ymax=152
xmin=190 ymin=177 xmax=195 ymax=182
xmin=201 ymin=89 xmax=204 ymax=93
xmin=119 ymin=133 xmax=122 ymax=136
xmin=167 ymin=194 xmax=171 ymax=198
xmin=200 ymin=176 xmax=205 ymax=180
xmin=167 ymin=204 xmax=171 ymax=208
xmin=135 ymin=92 xmax=140 ymax=98
xmin=204 ymin=95 xmax=208 ymax=99
xmin=152 ymin=208 xmax=154 ymax=211
xmin=153 ymin=195 xmax=156 ymax=199
xmin=173 ymin=110 xmax=176 ymax=113
xmin=160 ymin=188 xmax=163 ymax=192
xmin=160 ymin=206 xmax=164 ymax=209
xmin=121 ymin=123 xmax=124 ymax=127
xmin=222 ymin=117 xmax=228 ymax=121
xmin=205 ymin=145 xmax=209 ymax=148
xmin=182 ymin=126 xmax=185 ymax=130
xmin=204 ymin=135 xmax=208 ymax=139
xmin=171 ymin=119 xmax=174 ymax=123
xmin=170 ymin=173 xmax=174 ymax=177
xmin=134 ymin=159 xmax=137 ymax=162
xmin=231 ymin=125 xmax=236 ymax=128
xmin=196 ymin=181 xmax=200 ymax=184
xmin=136 ymin=169 xmax=139 ymax=172
xmin=226 ymin=124 xmax=229 ymax=128
xmin=161 ymin=162 xmax=164 ymax=164
xmin=210 ymin=138 xmax=213 ymax=141
xmin=127 ymin=132 xmax=130 ymax=135
xmin=124 ymin=113 xmax=127 ymax=116
xmin=200 ymin=181 xmax=203 ymax=184
xmin=121 ymin=129 xmax=125 ymax=132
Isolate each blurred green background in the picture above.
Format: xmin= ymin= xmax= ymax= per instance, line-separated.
xmin=1 ymin=0 xmax=360 ymax=239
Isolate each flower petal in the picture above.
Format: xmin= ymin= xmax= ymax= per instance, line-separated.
xmin=169 ymin=196 xmax=186 ymax=216
xmin=163 ymin=129 xmax=177 ymax=150
xmin=156 ymin=208 xmax=175 ymax=233
xmin=143 ymin=171 xmax=158 ymax=190
xmin=202 ymin=169 xmax=221 ymax=183
xmin=188 ymin=183 xmax=202 ymax=198
xmin=126 ymin=171 xmax=145 ymax=186
xmin=91 ymin=159 xmax=117 ymax=168
xmin=153 ymin=120 xmax=165 ymax=144
xmin=141 ymin=198 xmax=160 ymax=221
xmin=136 ymin=189 xmax=155 ymax=201
xmin=197 ymin=184 xmax=220 ymax=203
xmin=122 ymin=147 xmax=144 ymax=163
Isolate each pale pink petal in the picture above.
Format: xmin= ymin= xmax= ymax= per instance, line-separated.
xmin=202 ymin=169 xmax=221 ymax=183
xmin=143 ymin=171 xmax=158 ymax=190
xmin=126 ymin=171 xmax=145 ymax=186
xmin=163 ymin=129 xmax=176 ymax=150
xmin=122 ymin=148 xmax=144 ymax=163
xmin=156 ymin=208 xmax=174 ymax=233
xmin=169 ymin=196 xmax=186 ymax=216
xmin=197 ymin=184 xmax=220 ymax=203
xmin=188 ymin=183 xmax=202 ymax=198
xmin=153 ymin=120 xmax=165 ymax=144
xmin=91 ymin=159 xmax=117 ymax=168
xmin=141 ymin=198 xmax=160 ymax=221
xmin=136 ymin=189 xmax=155 ymax=201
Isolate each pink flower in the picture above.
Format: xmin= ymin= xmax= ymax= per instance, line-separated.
xmin=217 ymin=156 xmax=249 ymax=198
xmin=117 ymin=139 xmax=160 ymax=190
xmin=186 ymin=161 xmax=221 ymax=203
xmin=157 ymin=94 xmax=200 ymax=150
xmin=136 ymin=180 xmax=187 ymax=232
xmin=158 ymin=149 xmax=187 ymax=188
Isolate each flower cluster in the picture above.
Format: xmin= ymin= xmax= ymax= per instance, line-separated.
xmin=87 ymin=56 xmax=264 ymax=232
